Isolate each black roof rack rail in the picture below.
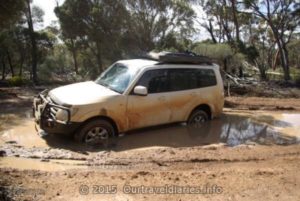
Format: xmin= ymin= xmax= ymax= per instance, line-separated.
xmin=142 ymin=51 xmax=213 ymax=65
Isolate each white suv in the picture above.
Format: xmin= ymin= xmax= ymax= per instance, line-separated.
xmin=33 ymin=55 xmax=224 ymax=144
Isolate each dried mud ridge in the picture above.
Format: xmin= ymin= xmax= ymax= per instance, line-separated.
xmin=0 ymin=143 xmax=88 ymax=161
xmin=2 ymin=142 xmax=300 ymax=169
xmin=1 ymin=144 xmax=300 ymax=201
xmin=225 ymin=96 xmax=300 ymax=111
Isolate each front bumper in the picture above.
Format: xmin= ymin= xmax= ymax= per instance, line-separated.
xmin=33 ymin=90 xmax=80 ymax=135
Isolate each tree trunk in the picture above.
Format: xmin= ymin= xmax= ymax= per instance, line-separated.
xmin=281 ymin=44 xmax=291 ymax=81
xmin=230 ymin=0 xmax=240 ymax=42
xmin=6 ymin=50 xmax=15 ymax=77
xmin=19 ymin=56 xmax=24 ymax=77
xmin=276 ymin=39 xmax=290 ymax=80
xmin=223 ymin=57 xmax=228 ymax=72
xmin=256 ymin=62 xmax=267 ymax=80
xmin=239 ymin=66 xmax=243 ymax=78
xmin=95 ymin=40 xmax=103 ymax=74
xmin=1 ymin=56 xmax=6 ymax=80
xmin=269 ymin=23 xmax=291 ymax=80
xmin=207 ymin=20 xmax=217 ymax=43
xmin=272 ymin=49 xmax=280 ymax=70
xmin=259 ymin=37 xmax=267 ymax=81
xmin=70 ymin=39 xmax=78 ymax=74
xmin=26 ymin=0 xmax=38 ymax=84
xmin=221 ymin=0 xmax=233 ymax=44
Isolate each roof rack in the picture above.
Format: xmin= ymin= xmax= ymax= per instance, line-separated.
xmin=144 ymin=51 xmax=213 ymax=65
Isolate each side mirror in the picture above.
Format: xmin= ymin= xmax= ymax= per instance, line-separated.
xmin=133 ymin=86 xmax=148 ymax=96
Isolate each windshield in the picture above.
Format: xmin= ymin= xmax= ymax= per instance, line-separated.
xmin=95 ymin=63 xmax=138 ymax=93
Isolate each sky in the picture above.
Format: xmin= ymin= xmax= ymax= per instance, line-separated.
xmin=32 ymin=0 xmax=209 ymax=41
xmin=32 ymin=0 xmax=64 ymax=28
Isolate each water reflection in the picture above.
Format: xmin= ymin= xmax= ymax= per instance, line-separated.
xmin=112 ymin=113 xmax=299 ymax=151
xmin=219 ymin=114 xmax=294 ymax=146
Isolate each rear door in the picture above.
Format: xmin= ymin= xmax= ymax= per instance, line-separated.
xmin=126 ymin=69 xmax=172 ymax=130
xmin=167 ymin=68 xmax=199 ymax=122
xmin=167 ymin=68 xmax=218 ymax=122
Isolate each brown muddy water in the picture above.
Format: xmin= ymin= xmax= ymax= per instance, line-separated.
xmin=0 ymin=110 xmax=299 ymax=150
xmin=0 ymin=110 xmax=300 ymax=171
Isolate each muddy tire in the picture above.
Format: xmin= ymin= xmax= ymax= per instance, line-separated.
xmin=187 ymin=110 xmax=209 ymax=127
xmin=74 ymin=119 xmax=116 ymax=146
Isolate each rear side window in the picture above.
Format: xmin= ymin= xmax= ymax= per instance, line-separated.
xmin=169 ymin=68 xmax=217 ymax=91
xmin=135 ymin=69 xmax=169 ymax=93
xmin=195 ymin=69 xmax=217 ymax=88
xmin=169 ymin=69 xmax=193 ymax=91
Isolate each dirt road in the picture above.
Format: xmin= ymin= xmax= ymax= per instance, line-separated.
xmin=0 ymin=87 xmax=300 ymax=201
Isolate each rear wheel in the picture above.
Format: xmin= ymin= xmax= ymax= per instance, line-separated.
xmin=75 ymin=119 xmax=116 ymax=146
xmin=187 ymin=110 xmax=209 ymax=127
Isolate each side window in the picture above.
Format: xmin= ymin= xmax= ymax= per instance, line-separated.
xmin=168 ymin=68 xmax=217 ymax=92
xmin=169 ymin=69 xmax=197 ymax=91
xmin=196 ymin=69 xmax=217 ymax=88
xmin=135 ymin=69 xmax=169 ymax=94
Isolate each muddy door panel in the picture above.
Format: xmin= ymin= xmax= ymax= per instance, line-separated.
xmin=126 ymin=93 xmax=171 ymax=130
xmin=168 ymin=90 xmax=198 ymax=122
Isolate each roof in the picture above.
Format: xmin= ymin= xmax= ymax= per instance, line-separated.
xmin=117 ymin=58 xmax=217 ymax=71
xmin=118 ymin=59 xmax=158 ymax=70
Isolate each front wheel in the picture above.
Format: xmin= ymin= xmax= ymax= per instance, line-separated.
xmin=75 ymin=119 xmax=116 ymax=146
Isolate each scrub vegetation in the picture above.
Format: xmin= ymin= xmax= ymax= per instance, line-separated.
xmin=0 ymin=0 xmax=300 ymax=85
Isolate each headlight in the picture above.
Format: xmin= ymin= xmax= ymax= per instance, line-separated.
xmin=55 ymin=107 xmax=78 ymax=122
xmin=56 ymin=109 xmax=69 ymax=122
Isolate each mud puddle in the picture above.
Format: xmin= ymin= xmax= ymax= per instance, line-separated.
xmin=114 ymin=111 xmax=300 ymax=150
xmin=1 ymin=111 xmax=300 ymax=151
xmin=0 ymin=157 xmax=87 ymax=171
xmin=0 ymin=110 xmax=300 ymax=171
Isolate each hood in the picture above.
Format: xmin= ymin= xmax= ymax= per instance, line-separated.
xmin=48 ymin=81 xmax=118 ymax=106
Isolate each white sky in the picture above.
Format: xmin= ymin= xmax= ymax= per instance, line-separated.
xmin=32 ymin=0 xmax=63 ymax=28
xmin=32 ymin=0 xmax=209 ymax=41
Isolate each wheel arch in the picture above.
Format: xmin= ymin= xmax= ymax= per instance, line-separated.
xmin=79 ymin=115 xmax=119 ymax=136
xmin=188 ymin=104 xmax=213 ymax=120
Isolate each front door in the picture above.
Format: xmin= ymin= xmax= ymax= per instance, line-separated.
xmin=126 ymin=69 xmax=171 ymax=130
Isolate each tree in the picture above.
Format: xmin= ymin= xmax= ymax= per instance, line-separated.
xmin=0 ymin=0 xmax=26 ymax=79
xmin=199 ymin=0 xmax=235 ymax=44
xmin=243 ymin=0 xmax=297 ymax=81
xmin=0 ymin=0 xmax=26 ymax=28
xmin=55 ymin=0 xmax=129 ymax=74
xmin=125 ymin=0 xmax=195 ymax=53
xmin=56 ymin=0 xmax=195 ymax=74
xmin=24 ymin=0 xmax=39 ymax=84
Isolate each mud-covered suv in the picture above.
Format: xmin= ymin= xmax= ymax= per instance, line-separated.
xmin=33 ymin=53 xmax=224 ymax=144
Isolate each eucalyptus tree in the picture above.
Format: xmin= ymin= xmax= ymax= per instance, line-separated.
xmin=125 ymin=0 xmax=195 ymax=53
xmin=243 ymin=0 xmax=297 ymax=81
xmin=55 ymin=0 xmax=129 ymax=73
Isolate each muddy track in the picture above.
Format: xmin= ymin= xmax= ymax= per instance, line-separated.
xmin=1 ymin=145 xmax=300 ymax=201
xmin=1 ymin=87 xmax=300 ymax=200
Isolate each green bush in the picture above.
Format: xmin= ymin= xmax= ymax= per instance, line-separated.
xmin=193 ymin=43 xmax=233 ymax=60
xmin=8 ymin=76 xmax=24 ymax=86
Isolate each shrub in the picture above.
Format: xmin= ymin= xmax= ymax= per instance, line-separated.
xmin=8 ymin=76 xmax=24 ymax=86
